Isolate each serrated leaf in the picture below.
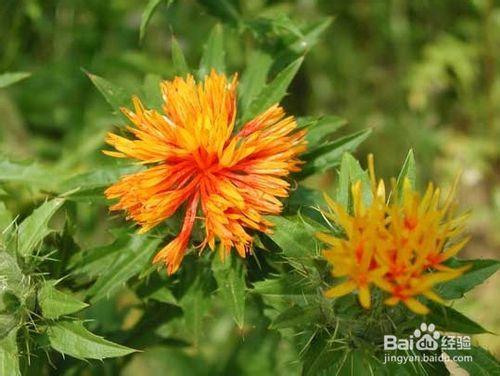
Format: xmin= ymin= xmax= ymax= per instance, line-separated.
xmin=0 ymin=72 xmax=31 ymax=89
xmin=212 ymin=254 xmax=246 ymax=328
xmin=0 ymin=330 xmax=20 ymax=376
xmin=139 ymin=0 xmax=173 ymax=43
xmin=0 ymin=158 xmax=54 ymax=190
xmin=429 ymin=303 xmax=489 ymax=334
xmin=87 ymin=235 xmax=161 ymax=302
xmin=447 ymin=346 xmax=500 ymax=375
xmin=17 ymin=198 xmax=64 ymax=258
xmin=392 ymin=149 xmax=416 ymax=202
xmin=47 ymin=320 xmax=135 ymax=360
xmin=38 ymin=280 xmax=88 ymax=319
xmin=336 ymin=153 xmax=372 ymax=210
xmin=171 ymin=36 xmax=189 ymax=76
xmin=179 ymin=271 xmax=213 ymax=343
xmin=266 ymin=216 xmax=319 ymax=265
xmin=270 ymin=305 xmax=319 ymax=329
xmin=86 ymin=72 xmax=130 ymax=113
xmin=437 ymin=258 xmax=499 ymax=300
xmin=60 ymin=165 xmax=142 ymax=201
xmin=243 ymin=57 xmax=303 ymax=122
xmin=299 ymin=129 xmax=372 ymax=178
xmin=302 ymin=331 xmax=345 ymax=376
xmin=69 ymin=233 xmax=129 ymax=277
xmin=198 ymin=24 xmax=225 ymax=78
xmin=298 ymin=115 xmax=347 ymax=148
xmin=238 ymin=51 xmax=273 ymax=114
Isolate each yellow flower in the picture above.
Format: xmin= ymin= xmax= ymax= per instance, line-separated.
xmin=318 ymin=155 xmax=469 ymax=314
xmin=104 ymin=71 xmax=306 ymax=274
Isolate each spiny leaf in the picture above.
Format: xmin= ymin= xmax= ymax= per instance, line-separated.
xmin=0 ymin=72 xmax=31 ymax=89
xmin=428 ymin=303 xmax=489 ymax=334
xmin=60 ymin=165 xmax=142 ymax=201
xmin=238 ymin=51 xmax=273 ymax=114
xmin=85 ymin=71 xmax=131 ymax=113
xmin=139 ymin=0 xmax=174 ymax=43
xmin=298 ymin=129 xmax=372 ymax=178
xmin=266 ymin=216 xmax=320 ymax=266
xmin=437 ymin=258 xmax=500 ymax=300
xmin=212 ymin=253 xmax=246 ymax=328
xmin=17 ymin=198 xmax=64 ymax=258
xmin=270 ymin=305 xmax=319 ymax=330
xmin=198 ymin=24 xmax=225 ymax=78
xmin=447 ymin=346 xmax=500 ymax=375
xmin=0 ymin=330 xmax=20 ymax=376
xmin=38 ymin=280 xmax=88 ymax=319
xmin=336 ymin=153 xmax=372 ymax=210
xmin=0 ymin=158 xmax=54 ymax=190
xmin=47 ymin=320 xmax=135 ymax=360
xmin=87 ymin=236 xmax=161 ymax=303
xmin=298 ymin=115 xmax=347 ymax=148
xmin=243 ymin=57 xmax=303 ymax=122
xmin=392 ymin=149 xmax=416 ymax=202
xmin=171 ymin=36 xmax=189 ymax=76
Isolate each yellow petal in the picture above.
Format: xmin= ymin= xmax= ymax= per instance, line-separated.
xmin=404 ymin=298 xmax=429 ymax=315
xmin=358 ymin=285 xmax=371 ymax=309
xmin=422 ymin=290 xmax=445 ymax=304
xmin=324 ymin=280 xmax=357 ymax=298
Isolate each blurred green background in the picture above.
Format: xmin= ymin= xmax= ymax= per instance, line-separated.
xmin=1 ymin=0 xmax=499 ymax=366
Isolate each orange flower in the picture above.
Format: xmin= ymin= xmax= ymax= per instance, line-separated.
xmin=318 ymin=155 xmax=469 ymax=314
xmin=104 ymin=71 xmax=306 ymax=274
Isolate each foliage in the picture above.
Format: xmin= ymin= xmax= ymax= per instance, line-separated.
xmin=0 ymin=1 xmax=499 ymax=375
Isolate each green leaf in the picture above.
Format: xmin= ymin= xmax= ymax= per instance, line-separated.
xmin=289 ymin=18 xmax=333 ymax=54
xmin=142 ymin=74 xmax=163 ymax=109
xmin=47 ymin=320 xmax=135 ymax=360
xmin=447 ymin=346 xmax=500 ymax=375
xmin=243 ymin=57 xmax=303 ymax=122
xmin=253 ymin=273 xmax=316 ymax=306
xmin=299 ymin=129 xmax=372 ymax=178
xmin=197 ymin=0 xmax=241 ymax=26
xmin=392 ymin=149 xmax=416 ymax=202
xmin=0 ymin=203 xmax=12 ymax=244
xmin=336 ymin=153 xmax=372 ymax=210
xmin=266 ymin=216 xmax=319 ymax=265
xmin=0 ymin=330 xmax=20 ymax=376
xmin=437 ymin=258 xmax=500 ymax=300
xmin=139 ymin=0 xmax=173 ymax=43
xmin=238 ymin=51 xmax=273 ymax=114
xmin=428 ymin=303 xmax=488 ymax=334
xmin=87 ymin=235 xmax=161 ymax=302
xmin=60 ymin=165 xmax=142 ymax=201
xmin=270 ymin=305 xmax=319 ymax=330
xmin=212 ymin=253 xmax=246 ymax=328
xmin=69 ymin=232 xmax=129 ymax=277
xmin=0 ymin=72 xmax=31 ymax=89
xmin=298 ymin=115 xmax=347 ymax=148
xmin=301 ymin=331 xmax=345 ymax=376
xmin=86 ymin=71 xmax=131 ymax=113
xmin=171 ymin=36 xmax=189 ymax=76
xmin=17 ymin=198 xmax=64 ymax=258
xmin=0 ymin=158 xmax=54 ymax=190
xmin=198 ymin=24 xmax=225 ymax=78
xmin=37 ymin=280 xmax=88 ymax=319
xmin=179 ymin=270 xmax=213 ymax=343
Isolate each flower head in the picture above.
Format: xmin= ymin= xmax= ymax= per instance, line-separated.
xmin=104 ymin=71 xmax=306 ymax=274
xmin=318 ymin=155 xmax=469 ymax=314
